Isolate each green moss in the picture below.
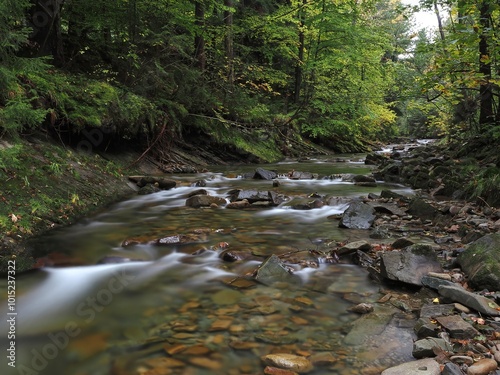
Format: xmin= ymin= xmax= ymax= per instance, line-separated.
xmin=0 ymin=137 xmax=139 ymax=274
xmin=206 ymin=120 xmax=284 ymax=163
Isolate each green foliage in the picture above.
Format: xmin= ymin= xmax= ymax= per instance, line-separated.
xmin=405 ymin=0 xmax=500 ymax=139
xmin=462 ymin=165 xmax=500 ymax=206
xmin=0 ymin=0 xmax=426 ymax=152
xmin=25 ymin=70 xmax=158 ymax=136
xmin=0 ymin=144 xmax=23 ymax=176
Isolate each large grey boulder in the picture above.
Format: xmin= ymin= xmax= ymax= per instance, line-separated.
xmin=339 ymin=201 xmax=376 ymax=229
xmin=457 ymin=233 xmax=500 ymax=291
xmin=379 ymin=244 xmax=443 ymax=286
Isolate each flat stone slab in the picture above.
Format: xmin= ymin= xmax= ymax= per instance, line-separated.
xmin=413 ymin=338 xmax=454 ymax=359
xmin=381 ymin=358 xmax=441 ymax=375
xmin=414 ymin=318 xmax=439 ymax=339
xmin=380 ymin=245 xmax=443 ymax=286
xmin=438 ymin=285 xmax=500 ymax=316
xmin=435 ymin=315 xmax=479 ymax=339
xmin=419 ymin=304 xmax=456 ymax=318
xmin=421 ymin=275 xmax=456 ymax=290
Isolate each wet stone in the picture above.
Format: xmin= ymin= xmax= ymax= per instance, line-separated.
xmin=420 ymin=303 xmax=456 ymax=318
xmin=421 ymin=275 xmax=456 ymax=290
xmin=228 ymin=341 xmax=260 ymax=350
xmin=261 ymin=353 xmax=313 ymax=374
xmin=188 ymin=357 xmax=223 ymax=370
xmin=264 ymin=366 xmax=299 ymax=375
xmin=467 ymin=358 xmax=498 ymax=375
xmin=255 ymin=332 xmax=298 ymax=344
xmin=441 ymin=362 xmax=465 ymax=375
xmin=438 ymin=285 xmax=500 ymax=316
xmin=381 ymin=358 xmax=441 ymax=375
xmin=379 ymin=244 xmax=443 ymax=286
xmin=309 ymin=352 xmax=337 ymax=366
xmin=414 ymin=318 xmax=440 ymax=338
xmin=347 ymin=303 xmax=374 ymax=314
xmin=211 ymin=289 xmax=242 ymax=305
xmin=254 ymin=254 xmax=301 ymax=286
xmin=412 ymin=338 xmax=454 ymax=359
xmin=435 ymin=315 xmax=480 ymax=339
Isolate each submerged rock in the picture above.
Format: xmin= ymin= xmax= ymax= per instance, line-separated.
xmin=261 ymin=353 xmax=313 ymax=374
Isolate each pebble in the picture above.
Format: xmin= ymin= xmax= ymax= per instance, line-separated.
xmin=188 ymin=357 xmax=223 ymax=370
xmin=450 ymin=355 xmax=474 ymax=365
xmin=264 ymin=366 xmax=299 ymax=375
xmin=261 ymin=353 xmax=313 ymax=374
xmin=347 ymin=303 xmax=374 ymax=314
xmin=467 ymin=358 xmax=498 ymax=375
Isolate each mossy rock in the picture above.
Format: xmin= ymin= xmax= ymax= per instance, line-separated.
xmin=457 ymin=233 xmax=500 ymax=291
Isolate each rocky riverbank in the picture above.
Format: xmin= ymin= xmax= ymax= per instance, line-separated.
xmin=117 ymin=144 xmax=500 ymax=374
xmin=3 ymin=135 xmax=500 ymax=374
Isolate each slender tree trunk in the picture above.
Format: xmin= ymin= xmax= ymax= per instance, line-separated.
xmin=128 ymin=0 xmax=137 ymax=44
xmin=29 ymin=0 xmax=65 ymax=65
xmin=224 ymin=0 xmax=234 ymax=85
xmin=294 ymin=0 xmax=307 ymax=104
xmin=433 ymin=0 xmax=445 ymax=42
xmin=478 ymin=1 xmax=493 ymax=126
xmin=194 ymin=1 xmax=206 ymax=71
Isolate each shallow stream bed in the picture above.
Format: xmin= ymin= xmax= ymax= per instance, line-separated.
xmin=2 ymin=154 xmax=422 ymax=375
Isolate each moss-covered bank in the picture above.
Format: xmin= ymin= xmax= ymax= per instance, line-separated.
xmin=0 ymin=135 xmax=150 ymax=273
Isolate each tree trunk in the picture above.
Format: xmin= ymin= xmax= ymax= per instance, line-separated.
xmin=194 ymin=1 xmax=206 ymax=71
xmin=478 ymin=1 xmax=493 ymax=126
xmin=128 ymin=0 xmax=137 ymax=44
xmin=29 ymin=0 xmax=65 ymax=65
xmin=433 ymin=0 xmax=445 ymax=42
xmin=294 ymin=0 xmax=307 ymax=104
xmin=224 ymin=0 xmax=234 ymax=85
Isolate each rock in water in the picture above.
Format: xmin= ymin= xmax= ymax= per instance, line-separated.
xmin=254 ymin=254 xmax=301 ymax=286
xmin=381 ymin=358 xmax=440 ymax=375
xmin=347 ymin=303 xmax=374 ymax=314
xmin=261 ymin=353 xmax=313 ymax=374
xmin=339 ymin=201 xmax=376 ymax=229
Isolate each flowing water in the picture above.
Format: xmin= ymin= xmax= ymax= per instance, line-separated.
xmin=2 ymin=154 xmax=420 ymax=375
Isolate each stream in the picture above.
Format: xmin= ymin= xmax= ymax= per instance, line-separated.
xmin=2 ymin=150 xmax=423 ymax=375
